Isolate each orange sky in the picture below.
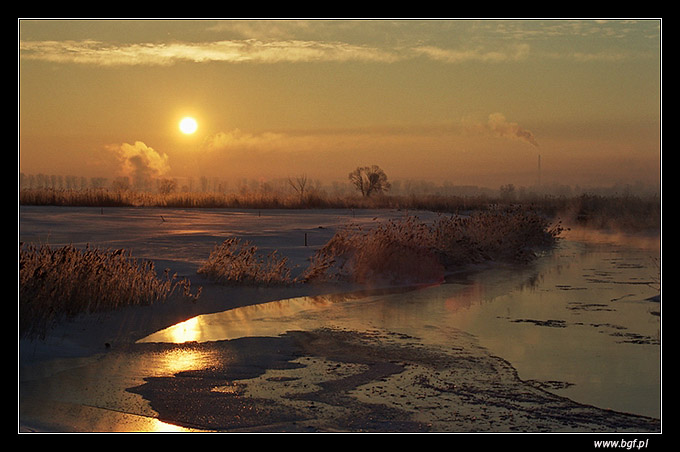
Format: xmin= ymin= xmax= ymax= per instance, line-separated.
xmin=19 ymin=19 xmax=661 ymax=192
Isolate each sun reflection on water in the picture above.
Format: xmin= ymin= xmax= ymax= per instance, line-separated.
xmin=157 ymin=347 xmax=207 ymax=375
xmin=168 ymin=316 xmax=201 ymax=343
xmin=148 ymin=418 xmax=203 ymax=432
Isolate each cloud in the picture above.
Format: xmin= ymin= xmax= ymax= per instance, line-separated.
xmin=107 ymin=141 xmax=170 ymax=187
xmin=19 ymin=20 xmax=658 ymax=68
xmin=413 ymin=43 xmax=530 ymax=63
xmin=203 ymin=126 xmax=441 ymax=158
xmin=17 ymin=37 xmax=533 ymax=67
xmin=205 ymin=129 xmax=290 ymax=152
xmin=19 ymin=39 xmax=400 ymax=66
xmin=20 ymin=36 xmax=646 ymax=68
xmin=486 ymin=113 xmax=539 ymax=147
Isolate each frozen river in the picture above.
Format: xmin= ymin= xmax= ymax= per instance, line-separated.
xmin=142 ymin=236 xmax=661 ymax=419
xmin=19 ymin=206 xmax=661 ymax=431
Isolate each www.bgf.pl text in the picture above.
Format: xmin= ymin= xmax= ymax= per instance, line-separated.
xmin=594 ymin=439 xmax=650 ymax=450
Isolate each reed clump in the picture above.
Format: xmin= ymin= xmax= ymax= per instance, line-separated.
xmin=308 ymin=215 xmax=445 ymax=285
xmin=430 ymin=207 xmax=564 ymax=266
xmin=19 ymin=243 xmax=200 ymax=339
xmin=197 ymin=208 xmax=562 ymax=287
xmin=197 ymin=238 xmax=293 ymax=286
xmin=306 ymin=208 xmax=563 ymax=285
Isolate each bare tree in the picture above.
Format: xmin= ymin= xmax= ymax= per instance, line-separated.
xmin=348 ymin=165 xmax=391 ymax=197
xmin=157 ymin=178 xmax=177 ymax=195
xmin=287 ymin=174 xmax=309 ymax=202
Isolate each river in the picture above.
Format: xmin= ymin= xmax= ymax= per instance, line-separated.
xmin=141 ymin=233 xmax=661 ymax=420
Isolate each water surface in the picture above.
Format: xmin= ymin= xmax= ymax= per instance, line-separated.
xmin=142 ymin=235 xmax=661 ymax=419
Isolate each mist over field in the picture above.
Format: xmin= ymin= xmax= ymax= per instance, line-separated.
xmin=19 ymin=170 xmax=660 ymax=199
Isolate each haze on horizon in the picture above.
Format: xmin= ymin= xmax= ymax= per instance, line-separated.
xmin=19 ymin=19 xmax=661 ymax=194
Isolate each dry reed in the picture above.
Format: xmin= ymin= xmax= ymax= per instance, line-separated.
xmin=305 ymin=208 xmax=564 ymax=285
xmin=197 ymin=238 xmax=293 ymax=286
xmin=198 ymin=208 xmax=564 ymax=287
xmin=19 ymin=188 xmax=660 ymax=233
xmin=18 ymin=187 xmax=491 ymax=212
xmin=19 ymin=243 xmax=200 ymax=339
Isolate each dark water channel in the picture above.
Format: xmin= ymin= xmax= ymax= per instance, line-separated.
xmin=142 ymin=235 xmax=661 ymax=420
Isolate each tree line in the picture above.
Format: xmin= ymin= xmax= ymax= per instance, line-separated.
xmin=20 ymin=165 xmax=395 ymax=198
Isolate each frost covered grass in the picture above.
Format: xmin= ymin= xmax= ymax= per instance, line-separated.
xmin=197 ymin=238 xmax=293 ymax=286
xmin=307 ymin=208 xmax=564 ymax=284
xmin=197 ymin=207 xmax=564 ymax=287
xmin=19 ymin=243 xmax=200 ymax=339
xmin=310 ymin=215 xmax=445 ymax=285
xmin=430 ymin=207 xmax=565 ymax=265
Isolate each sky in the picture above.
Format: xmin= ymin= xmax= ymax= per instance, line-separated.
xmin=19 ymin=19 xmax=661 ymax=192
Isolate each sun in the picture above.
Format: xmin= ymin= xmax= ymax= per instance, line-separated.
xmin=179 ymin=116 xmax=198 ymax=134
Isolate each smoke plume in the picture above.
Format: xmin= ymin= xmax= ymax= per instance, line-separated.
xmin=487 ymin=113 xmax=539 ymax=147
xmin=107 ymin=141 xmax=170 ymax=189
